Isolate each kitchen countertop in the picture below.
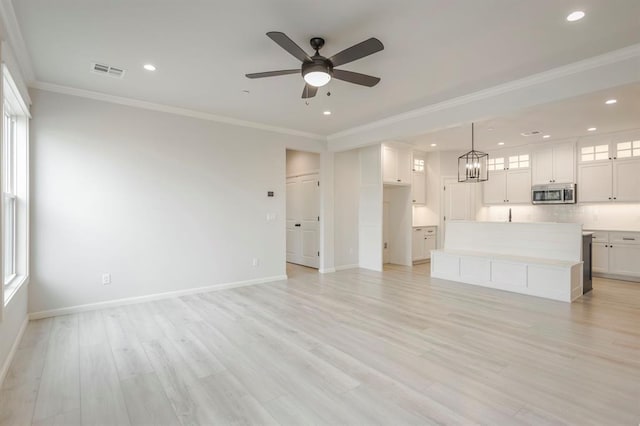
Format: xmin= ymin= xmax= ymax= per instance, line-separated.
xmin=413 ymin=225 xmax=437 ymax=228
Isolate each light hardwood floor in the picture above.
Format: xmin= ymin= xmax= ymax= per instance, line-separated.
xmin=1 ymin=263 xmax=639 ymax=425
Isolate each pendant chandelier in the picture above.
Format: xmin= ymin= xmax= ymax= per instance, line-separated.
xmin=458 ymin=122 xmax=488 ymax=182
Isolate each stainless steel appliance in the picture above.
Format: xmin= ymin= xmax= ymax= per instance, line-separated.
xmin=582 ymin=232 xmax=592 ymax=294
xmin=531 ymin=183 xmax=576 ymax=204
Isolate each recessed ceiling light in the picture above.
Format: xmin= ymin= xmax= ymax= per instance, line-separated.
xmin=323 ymin=111 xmax=331 ymax=116
xmin=143 ymin=64 xmax=156 ymax=71
xmin=566 ymin=11 xmax=585 ymax=22
xmin=543 ymin=135 xmax=551 ymax=139
xmin=605 ymin=99 xmax=617 ymax=105
xmin=588 ymin=127 xmax=597 ymax=132
xmin=430 ymin=143 xmax=437 ymax=147
xmin=498 ymin=142 xmax=505 ymax=146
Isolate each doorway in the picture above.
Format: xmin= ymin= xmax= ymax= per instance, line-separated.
xmin=286 ymin=150 xmax=320 ymax=269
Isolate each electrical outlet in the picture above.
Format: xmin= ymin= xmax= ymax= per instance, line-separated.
xmin=252 ymin=258 xmax=259 ymax=267
xmin=102 ymin=273 xmax=111 ymax=285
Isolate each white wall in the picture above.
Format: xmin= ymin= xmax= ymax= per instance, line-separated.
xmin=334 ymin=149 xmax=359 ymax=268
xmin=29 ymin=89 xmax=324 ymax=314
xmin=0 ymin=283 xmax=27 ymax=384
xmin=358 ymin=145 xmax=383 ymax=271
xmin=478 ymin=203 xmax=640 ymax=231
xmin=286 ymin=149 xmax=320 ymax=177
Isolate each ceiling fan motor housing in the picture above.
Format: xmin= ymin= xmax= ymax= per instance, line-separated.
xmin=301 ymin=58 xmax=333 ymax=78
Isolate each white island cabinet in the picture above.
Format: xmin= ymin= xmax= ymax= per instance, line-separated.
xmin=431 ymin=221 xmax=583 ymax=302
xmin=587 ymin=230 xmax=640 ymax=281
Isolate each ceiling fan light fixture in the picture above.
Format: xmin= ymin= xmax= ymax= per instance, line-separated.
xmin=303 ymin=71 xmax=331 ymax=87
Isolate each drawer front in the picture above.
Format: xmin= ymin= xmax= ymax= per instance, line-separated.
xmin=609 ymin=231 xmax=640 ymax=245
xmin=425 ymin=226 xmax=436 ymax=235
xmin=588 ymin=231 xmax=609 ymax=243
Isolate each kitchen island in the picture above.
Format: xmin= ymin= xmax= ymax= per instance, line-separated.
xmin=431 ymin=221 xmax=584 ymax=302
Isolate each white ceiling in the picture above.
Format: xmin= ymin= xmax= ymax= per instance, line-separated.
xmin=13 ymin=0 xmax=640 ymax=135
xmin=410 ymin=82 xmax=640 ymax=152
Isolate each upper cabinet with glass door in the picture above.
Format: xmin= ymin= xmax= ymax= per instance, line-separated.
xmin=577 ymin=131 xmax=640 ymax=202
xmin=483 ymin=148 xmax=531 ymax=205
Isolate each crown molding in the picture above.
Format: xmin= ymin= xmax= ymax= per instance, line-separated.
xmin=30 ymin=81 xmax=326 ymax=141
xmin=327 ymin=43 xmax=640 ymax=143
xmin=0 ymin=0 xmax=35 ymax=82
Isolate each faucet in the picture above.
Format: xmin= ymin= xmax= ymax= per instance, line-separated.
xmin=509 ymin=208 xmax=512 ymax=223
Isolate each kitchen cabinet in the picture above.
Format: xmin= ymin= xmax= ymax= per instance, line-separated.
xmin=591 ymin=242 xmax=609 ymax=273
xmin=382 ymin=145 xmax=411 ymax=185
xmin=532 ymin=141 xmax=575 ymax=185
xmin=483 ymin=168 xmax=531 ymax=205
xmin=586 ymin=230 xmax=640 ymax=280
xmin=483 ymin=149 xmax=531 ymax=205
xmin=412 ymin=226 xmax=436 ymax=262
xmin=578 ymin=134 xmax=640 ymax=203
xmin=411 ymin=152 xmax=426 ymax=204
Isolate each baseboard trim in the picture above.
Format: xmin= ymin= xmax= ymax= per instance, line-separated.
xmin=592 ymin=272 xmax=640 ymax=283
xmin=335 ymin=264 xmax=359 ymax=271
xmin=319 ymin=268 xmax=336 ymax=274
xmin=0 ymin=315 xmax=28 ymax=387
xmin=28 ymin=274 xmax=288 ymax=320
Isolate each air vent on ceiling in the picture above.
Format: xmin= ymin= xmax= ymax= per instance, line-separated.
xmin=520 ymin=130 xmax=541 ymax=137
xmin=91 ymin=62 xmax=126 ymax=79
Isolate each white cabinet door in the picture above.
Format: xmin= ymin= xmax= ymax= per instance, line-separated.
xmin=506 ymin=169 xmax=531 ymax=204
xmin=396 ymin=149 xmax=412 ymax=184
xmin=591 ymin=242 xmax=609 ymax=273
xmin=532 ymin=146 xmax=553 ymax=185
xmin=553 ymin=142 xmax=575 ymax=183
xmin=412 ymin=171 xmax=426 ymax=204
xmin=412 ymin=228 xmax=425 ymax=261
xmin=578 ymin=162 xmax=612 ymax=202
xmin=483 ymin=171 xmax=506 ymax=204
xmin=613 ymin=158 xmax=640 ymax=202
xmin=382 ymin=146 xmax=397 ymax=183
xmin=609 ymin=244 xmax=640 ymax=277
xmin=424 ymin=234 xmax=436 ymax=259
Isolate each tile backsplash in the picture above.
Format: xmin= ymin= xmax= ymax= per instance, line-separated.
xmin=477 ymin=203 xmax=640 ymax=231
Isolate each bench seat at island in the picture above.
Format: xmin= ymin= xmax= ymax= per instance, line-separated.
xmin=431 ymin=222 xmax=584 ymax=302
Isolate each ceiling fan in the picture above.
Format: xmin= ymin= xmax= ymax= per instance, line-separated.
xmin=246 ymin=32 xmax=384 ymax=98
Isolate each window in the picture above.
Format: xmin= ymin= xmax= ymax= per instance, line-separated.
xmin=581 ymin=144 xmax=609 ymax=162
xmin=413 ymin=158 xmax=424 ymax=172
xmin=617 ymin=140 xmax=640 ymax=158
xmin=488 ymin=157 xmax=504 ymax=171
xmin=2 ymin=66 xmax=29 ymax=304
xmin=3 ymin=107 xmax=16 ymax=283
xmin=508 ymin=154 xmax=529 ymax=169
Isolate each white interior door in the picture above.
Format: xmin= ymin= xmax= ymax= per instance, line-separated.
xmin=286 ymin=177 xmax=301 ymax=265
xmin=383 ymin=201 xmax=390 ymax=263
xmin=286 ymin=174 xmax=320 ymax=268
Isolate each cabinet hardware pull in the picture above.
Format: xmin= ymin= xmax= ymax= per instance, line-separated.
xmin=295 ymin=223 xmax=301 ymax=227
xmin=622 ymin=237 xmax=635 ymax=241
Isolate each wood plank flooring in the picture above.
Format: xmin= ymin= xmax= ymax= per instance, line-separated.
xmin=1 ymin=263 xmax=639 ymax=425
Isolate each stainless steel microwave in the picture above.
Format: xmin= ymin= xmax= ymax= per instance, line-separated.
xmin=531 ymin=183 xmax=576 ymax=204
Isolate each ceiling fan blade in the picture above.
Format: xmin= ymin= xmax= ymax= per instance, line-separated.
xmin=329 ymin=38 xmax=384 ymax=67
xmin=332 ymin=69 xmax=380 ymax=87
xmin=301 ymin=84 xmax=318 ymax=98
xmin=267 ymin=32 xmax=311 ymax=63
xmin=245 ymin=69 xmax=300 ymax=79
